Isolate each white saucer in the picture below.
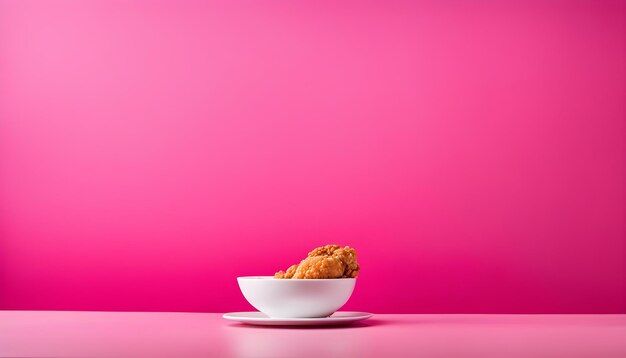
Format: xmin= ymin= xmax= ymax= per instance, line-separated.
xmin=223 ymin=311 xmax=374 ymax=326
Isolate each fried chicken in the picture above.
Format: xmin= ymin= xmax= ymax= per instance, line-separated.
xmin=274 ymin=264 xmax=297 ymax=279
xmin=274 ymin=244 xmax=360 ymax=279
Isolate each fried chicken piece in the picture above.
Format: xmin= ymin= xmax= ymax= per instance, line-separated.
xmin=274 ymin=244 xmax=360 ymax=279
xmin=292 ymin=256 xmax=344 ymax=279
xmin=274 ymin=264 xmax=297 ymax=279
xmin=309 ymin=244 xmax=360 ymax=278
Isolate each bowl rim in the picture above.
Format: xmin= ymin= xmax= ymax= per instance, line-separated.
xmin=238 ymin=275 xmax=357 ymax=281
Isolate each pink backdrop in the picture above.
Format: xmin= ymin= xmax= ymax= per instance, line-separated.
xmin=1 ymin=0 xmax=624 ymax=313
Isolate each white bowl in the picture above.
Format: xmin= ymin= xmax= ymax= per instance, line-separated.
xmin=237 ymin=276 xmax=356 ymax=318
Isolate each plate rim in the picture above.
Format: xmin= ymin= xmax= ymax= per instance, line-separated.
xmin=222 ymin=311 xmax=374 ymax=322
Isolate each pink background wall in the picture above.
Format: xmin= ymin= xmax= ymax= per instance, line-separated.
xmin=0 ymin=0 xmax=624 ymax=313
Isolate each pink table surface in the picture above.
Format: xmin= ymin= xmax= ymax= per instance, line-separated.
xmin=1 ymin=311 xmax=625 ymax=357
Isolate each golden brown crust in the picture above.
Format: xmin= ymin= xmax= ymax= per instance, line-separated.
xmin=274 ymin=244 xmax=359 ymax=279
xmin=274 ymin=264 xmax=297 ymax=279
xmin=307 ymin=244 xmax=342 ymax=257
xmin=293 ymin=256 xmax=344 ymax=279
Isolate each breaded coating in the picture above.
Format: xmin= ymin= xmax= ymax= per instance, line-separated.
xmin=274 ymin=264 xmax=297 ymax=279
xmin=274 ymin=244 xmax=360 ymax=279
